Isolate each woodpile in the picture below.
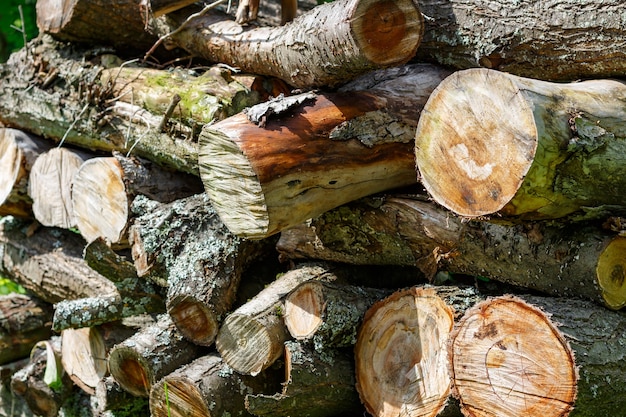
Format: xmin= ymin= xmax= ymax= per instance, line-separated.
xmin=0 ymin=0 xmax=625 ymax=416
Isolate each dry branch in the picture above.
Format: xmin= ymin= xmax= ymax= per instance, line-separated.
xmin=166 ymin=0 xmax=424 ymax=88
xmin=199 ymin=64 xmax=449 ymax=239
xmin=415 ymin=68 xmax=626 ymax=221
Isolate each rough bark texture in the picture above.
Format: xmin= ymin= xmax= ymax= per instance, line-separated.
xmin=95 ymin=375 xmax=149 ymax=414
xmin=245 ymin=340 xmax=364 ymax=417
xmin=28 ymin=147 xmax=93 ymax=229
xmin=0 ymin=294 xmax=53 ymax=365
xmin=216 ymin=263 xmax=336 ymax=375
xmin=129 ymin=194 xmax=268 ymax=345
xmin=355 ymin=286 xmax=455 ymax=417
xmin=415 ymin=68 xmax=626 ymax=221
xmin=414 ymin=0 xmax=626 ymax=81
xmin=167 ymin=0 xmax=424 ymax=88
xmin=199 ymin=64 xmax=449 ymax=239
xmin=0 ymin=217 xmax=116 ymax=304
xmin=149 ymin=353 xmax=281 ymax=417
xmin=107 ymin=314 xmax=205 ymax=397
xmin=278 ymin=195 xmax=626 ymax=309
xmin=0 ymin=128 xmax=53 ymax=218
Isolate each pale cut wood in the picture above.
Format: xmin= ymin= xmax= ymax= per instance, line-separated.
xmin=108 ymin=314 xmax=205 ymax=397
xmin=355 ymin=286 xmax=455 ymax=417
xmin=0 ymin=294 xmax=53 ymax=365
xmin=246 ymin=340 xmax=363 ymax=416
xmin=149 ymin=353 xmax=281 ymax=417
xmin=28 ymin=147 xmax=93 ymax=229
xmin=0 ymin=128 xmax=53 ymax=218
xmin=278 ymin=195 xmax=626 ymax=309
xmin=415 ymin=68 xmax=626 ymax=221
xmin=72 ymin=154 xmax=202 ymax=245
xmin=216 ymin=263 xmax=335 ymax=375
xmin=415 ymin=0 xmax=626 ymax=81
xmin=449 ymin=296 xmax=578 ymax=417
xmin=0 ymin=217 xmax=117 ymax=304
xmin=167 ymin=0 xmax=424 ymax=88
xmin=199 ymin=64 xmax=449 ymax=238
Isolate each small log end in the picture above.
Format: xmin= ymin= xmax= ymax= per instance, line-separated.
xmin=597 ymin=236 xmax=626 ymax=310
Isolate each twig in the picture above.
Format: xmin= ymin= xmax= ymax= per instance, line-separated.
xmin=59 ymin=103 xmax=90 ymax=148
xmin=159 ymin=94 xmax=181 ymax=132
xmin=143 ymin=0 xmax=229 ymax=63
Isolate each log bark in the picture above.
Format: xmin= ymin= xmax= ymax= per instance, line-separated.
xmin=10 ymin=337 xmax=74 ymax=417
xmin=449 ymin=296 xmax=581 ymax=417
xmin=278 ymin=194 xmax=626 ymax=310
xmin=95 ymin=375 xmax=149 ymax=414
xmin=414 ymin=0 xmax=626 ymax=81
xmin=129 ymin=193 xmax=268 ymax=345
xmin=72 ymin=153 xmax=202 ymax=245
xmin=216 ymin=263 xmax=336 ymax=375
xmin=284 ymin=281 xmax=390 ymax=350
xmin=199 ymin=64 xmax=449 ymax=239
xmin=0 ymin=128 xmax=53 ymax=219
xmin=28 ymin=147 xmax=93 ymax=229
xmin=354 ymin=286 xmax=456 ymax=417
xmin=149 ymin=353 xmax=282 ymax=417
xmin=166 ymin=0 xmax=424 ymax=89
xmin=107 ymin=314 xmax=205 ymax=397
xmin=0 ymin=217 xmax=117 ymax=304
xmin=36 ymin=0 xmax=161 ymax=57
xmin=415 ymin=68 xmax=626 ymax=221
xmin=0 ymin=293 xmax=53 ymax=365
xmin=0 ymin=358 xmax=34 ymax=417
xmin=245 ymin=340 xmax=364 ymax=417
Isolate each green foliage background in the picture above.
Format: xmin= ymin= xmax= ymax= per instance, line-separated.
xmin=0 ymin=0 xmax=38 ymax=62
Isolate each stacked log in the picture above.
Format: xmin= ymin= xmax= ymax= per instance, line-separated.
xmin=0 ymin=0 xmax=625 ymax=416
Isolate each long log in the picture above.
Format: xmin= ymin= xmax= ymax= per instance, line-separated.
xmin=107 ymin=314 xmax=205 ymax=397
xmin=448 ymin=295 xmax=626 ymax=416
xmin=414 ymin=0 xmax=626 ymax=81
xmin=166 ymin=0 xmax=424 ymax=89
xmin=28 ymin=147 xmax=93 ymax=229
xmin=72 ymin=153 xmax=202 ymax=245
xmin=199 ymin=64 xmax=449 ymax=239
xmin=278 ymin=195 xmax=626 ymax=310
xmin=0 ymin=217 xmax=117 ymax=304
xmin=216 ymin=263 xmax=336 ymax=375
xmin=0 ymin=128 xmax=53 ymax=218
xmin=415 ymin=68 xmax=626 ymax=221
xmin=0 ymin=293 xmax=53 ymax=365
xmin=129 ymin=193 xmax=268 ymax=345
xmin=245 ymin=340 xmax=364 ymax=416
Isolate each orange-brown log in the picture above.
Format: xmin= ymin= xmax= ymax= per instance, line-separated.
xmin=0 ymin=128 xmax=53 ymax=218
xmin=167 ymin=0 xmax=424 ymax=89
xmin=415 ymin=68 xmax=626 ymax=221
xmin=199 ymin=64 xmax=449 ymax=239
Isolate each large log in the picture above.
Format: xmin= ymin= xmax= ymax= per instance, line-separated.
xmin=0 ymin=128 xmax=53 ymax=218
xmin=0 ymin=217 xmax=117 ymax=304
xmin=0 ymin=293 xmax=53 ymax=365
xmin=355 ymin=286 xmax=458 ymax=417
xmin=415 ymin=68 xmax=626 ymax=221
xmin=0 ymin=358 xmax=34 ymax=417
xmin=71 ymin=153 xmax=202 ymax=245
xmin=414 ymin=0 xmax=626 ymax=81
xmin=216 ymin=263 xmax=335 ymax=375
xmin=199 ymin=64 xmax=450 ymax=239
xmin=278 ymin=194 xmax=626 ymax=309
xmin=245 ymin=340 xmax=364 ymax=416
xmin=166 ymin=0 xmax=424 ymax=89
xmin=449 ymin=295 xmax=626 ymax=417
xmin=129 ymin=194 xmax=268 ymax=345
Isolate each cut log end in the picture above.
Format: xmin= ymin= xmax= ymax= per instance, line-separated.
xmin=415 ymin=69 xmax=537 ymax=218
xmin=449 ymin=296 xmax=577 ymax=417
xmin=168 ymin=298 xmax=219 ymax=346
xmin=198 ymin=125 xmax=269 ymax=239
xmin=0 ymin=130 xmax=24 ymax=216
xmin=355 ymin=287 xmax=454 ymax=417
xmin=108 ymin=349 xmax=152 ymax=397
xmin=150 ymin=376 xmax=209 ymax=417
xmin=61 ymin=328 xmax=107 ymax=395
xmin=351 ymin=0 xmax=423 ymax=66
xmin=284 ymin=281 xmax=325 ymax=339
xmin=597 ymin=236 xmax=626 ymax=309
